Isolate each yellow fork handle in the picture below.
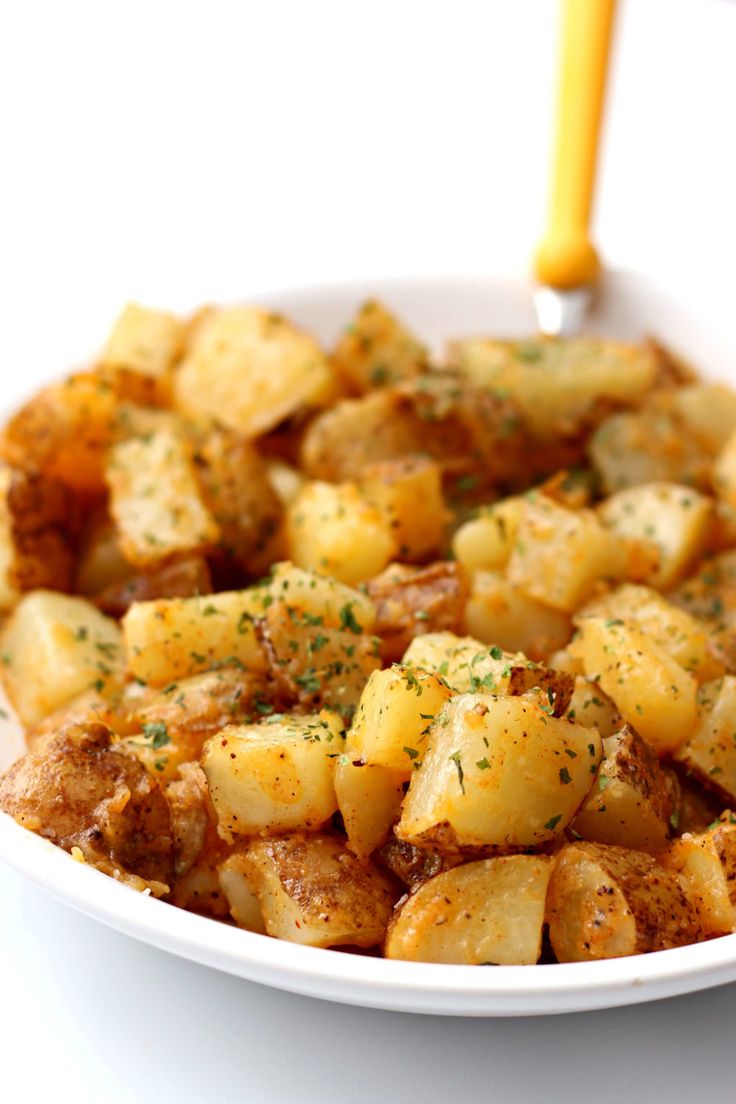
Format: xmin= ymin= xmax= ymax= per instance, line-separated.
xmin=535 ymin=0 xmax=618 ymax=289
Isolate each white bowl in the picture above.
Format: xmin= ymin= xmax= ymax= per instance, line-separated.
xmin=2 ymin=271 xmax=735 ymax=1016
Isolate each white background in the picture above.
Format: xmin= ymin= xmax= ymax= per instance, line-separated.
xmin=1 ymin=1 xmax=736 ymax=1100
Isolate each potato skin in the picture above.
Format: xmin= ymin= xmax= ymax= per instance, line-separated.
xmin=367 ymin=561 xmax=469 ymax=662
xmin=547 ymin=842 xmax=702 ymax=961
xmin=0 ymin=723 xmax=174 ymax=884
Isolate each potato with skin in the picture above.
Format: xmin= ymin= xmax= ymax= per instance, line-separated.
xmin=668 ymin=549 xmax=736 ymax=623
xmin=1 ymin=591 xmax=124 ymax=726
xmin=0 ymin=466 xmax=75 ymax=611
xmin=547 ymin=842 xmax=702 ymax=961
xmin=367 ymin=561 xmax=468 ymax=662
xmin=397 ymin=693 xmax=602 ymax=851
xmin=202 ymin=712 xmax=344 ymax=841
xmin=359 ymin=456 xmax=448 ymax=562
xmin=675 ymin=677 xmax=736 ymax=802
xmin=241 ymin=832 xmax=395 ymax=947
xmin=331 ymin=299 xmax=427 ymax=393
xmin=386 ymin=855 xmax=553 ymax=965
xmin=660 ymin=817 xmax=736 ymax=936
xmin=572 ymin=616 xmax=697 ymax=755
xmin=265 ymin=561 xmax=377 ymax=632
xmin=464 ymin=570 xmax=571 ymax=661
xmin=571 ymin=725 xmax=674 ymax=852
xmin=334 ymin=758 xmax=407 ymax=858
xmin=93 ymin=557 xmax=213 ymax=619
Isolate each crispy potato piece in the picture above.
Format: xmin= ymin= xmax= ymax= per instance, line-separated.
xmin=174 ymin=307 xmax=333 ymax=438
xmin=669 ymin=549 xmax=736 ymax=623
xmin=451 ymin=498 xmax=524 ymax=573
xmin=0 ymin=467 xmax=75 ymax=610
xmin=386 ymin=855 xmax=553 ymax=964
xmin=359 ymin=456 xmax=448 ymax=561
xmin=99 ymin=303 xmax=184 ymax=403
xmin=598 ymin=482 xmax=712 ymax=590
xmin=402 ymin=632 xmax=574 ymax=713
xmin=675 ymin=677 xmax=736 ymax=802
xmin=202 ymin=712 xmax=344 ymax=841
xmin=26 ymin=687 xmax=129 ymax=750
xmin=334 ymin=758 xmax=407 ymax=858
xmin=164 ymin=762 xmax=213 ymax=877
xmin=448 ymin=336 xmax=658 ymax=439
xmin=547 ymin=842 xmax=702 ymax=961
xmin=241 ymin=832 xmax=395 ymax=947
xmin=564 ymin=678 xmax=622 ymax=737
xmin=347 ymin=665 xmax=452 ymax=771
xmin=397 ymin=693 xmax=601 ymax=852
xmin=507 ymin=494 xmax=622 ymax=613
xmin=572 ymin=616 xmax=697 ymax=754
xmin=106 ymin=426 xmax=219 ymax=568
xmin=377 ymin=834 xmax=462 ymax=891
xmin=367 ymin=561 xmax=468 ymax=662
xmin=217 ymin=852 xmax=267 ymax=932
xmin=660 ymin=817 xmax=736 ymax=935
xmin=122 ymin=590 xmax=267 ymax=686
xmin=464 ymin=570 xmax=571 ymax=661
xmin=1 ymin=591 xmax=124 ymax=726
xmin=672 ymin=384 xmax=736 ymax=450
xmin=265 ymin=561 xmax=376 ymax=631
xmin=286 ymin=480 xmax=396 ymax=586
xmin=193 ymin=427 xmax=284 ymax=580
xmin=0 ymin=723 xmax=173 ymax=884
xmin=571 ymin=725 xmax=673 ymax=851
xmin=0 ymin=373 xmax=118 ymax=494
xmin=93 ymin=557 xmax=213 ymax=618
xmin=331 ymin=299 xmax=427 ymax=393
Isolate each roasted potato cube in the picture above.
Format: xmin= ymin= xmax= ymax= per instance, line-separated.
xmin=572 ymin=616 xmax=697 ymax=754
xmin=448 ymin=336 xmax=658 ymax=438
xmin=264 ymin=561 xmax=376 ymax=632
xmin=571 ymin=725 xmax=673 ymax=851
xmin=598 ymin=482 xmax=712 ymax=589
xmin=669 ymin=549 xmax=736 ymax=623
xmin=100 ymin=302 xmax=183 ymax=401
xmin=122 ymin=590 xmax=267 ymax=686
xmin=0 ymin=723 xmax=173 ymax=884
xmin=547 ymin=842 xmax=702 ymax=961
xmin=331 ymin=299 xmax=426 ymax=392
xmin=217 ymin=853 xmax=267 ymax=933
xmin=286 ymin=480 xmax=396 ymax=586
xmin=0 ymin=467 xmax=74 ymax=610
xmin=451 ymin=497 xmax=524 ymax=572
xmin=241 ymin=832 xmax=395 ymax=947
xmin=0 ymin=373 xmax=118 ymax=494
xmin=589 ymin=408 xmax=713 ymax=495
xmin=464 ymin=570 xmax=571 ymax=661
xmin=174 ymin=307 xmax=333 ymax=438
xmin=402 ymin=632 xmax=573 ymax=713
xmin=397 ymin=693 xmax=601 ymax=851
xmin=675 ymin=677 xmax=736 ymax=801
xmin=564 ymin=678 xmax=621 ymax=737
xmin=366 ymin=561 xmax=468 ymax=662
xmin=201 ymin=712 xmax=344 ymax=840
xmin=106 ymin=426 xmax=219 ymax=568
xmin=660 ymin=820 xmax=736 ymax=936
xmin=577 ymin=584 xmax=724 ymax=682
xmin=360 ymin=456 xmax=447 ymax=561
xmin=347 ymin=665 xmax=452 ymax=771
xmin=334 ymin=758 xmax=407 ymax=858
xmin=93 ymin=557 xmax=213 ymax=619
xmin=507 ymin=494 xmax=621 ymax=613
xmin=385 ymin=855 xmax=553 ymax=964
xmin=1 ymin=591 xmax=124 ymax=726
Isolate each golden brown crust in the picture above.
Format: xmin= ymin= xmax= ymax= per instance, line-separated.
xmin=366 ymin=561 xmax=469 ymax=662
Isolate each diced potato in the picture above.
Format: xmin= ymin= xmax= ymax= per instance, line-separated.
xmin=331 ymin=299 xmax=426 ymax=392
xmin=0 ymin=373 xmax=118 ymax=494
xmin=571 ymin=725 xmax=673 ymax=851
xmin=347 ymin=665 xmax=452 ymax=771
xmin=660 ymin=825 xmax=736 ymax=936
xmin=106 ymin=427 xmax=219 ymax=568
xmin=122 ymin=590 xmax=267 ymax=686
xmin=264 ymin=561 xmax=376 ymax=632
xmin=451 ymin=497 xmax=524 ymax=572
xmin=464 ymin=570 xmax=571 ymax=661
xmin=334 ymin=757 xmax=407 ymax=858
xmin=672 ymin=385 xmax=736 ymax=451
xmin=507 ymin=495 xmax=621 ymax=613
xmin=402 ymin=632 xmax=573 ymax=713
xmin=548 ymin=647 xmax=585 ymax=677
xmin=572 ymin=616 xmax=697 ymax=754
xmin=217 ymin=853 xmax=267 ymax=933
xmin=577 ymin=584 xmax=724 ymax=682
xmin=386 ymin=855 xmax=552 ymax=965
xmin=367 ymin=561 xmax=468 ymax=662
xmin=0 ymin=466 xmax=74 ymax=611
xmin=598 ymin=482 xmax=712 ymax=589
xmin=564 ymin=677 xmax=621 ymax=737
xmin=201 ymin=712 xmax=344 ymax=840
xmin=547 ymin=842 xmax=702 ymax=961
xmin=174 ymin=307 xmax=333 ymax=438
xmin=1 ymin=591 xmax=124 ymax=726
xmin=360 ymin=457 xmax=447 ymax=561
xmin=669 ymin=549 xmax=736 ymax=623
xmin=675 ymin=677 xmax=736 ymax=801
xmin=100 ymin=303 xmax=183 ymax=401
xmin=286 ymin=480 xmax=396 ymax=586
xmin=589 ymin=405 xmax=713 ymax=495
xmin=448 ymin=336 xmax=658 ymax=438
xmin=241 ymin=833 xmax=394 ymax=947
xmin=397 ymin=693 xmax=601 ymax=851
